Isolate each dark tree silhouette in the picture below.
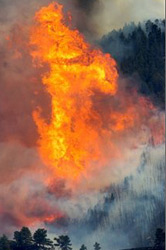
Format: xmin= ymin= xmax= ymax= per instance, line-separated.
xmin=54 ymin=235 xmax=72 ymax=250
xmin=79 ymin=244 xmax=87 ymax=250
xmin=13 ymin=227 xmax=33 ymax=250
xmin=100 ymin=19 xmax=165 ymax=109
xmin=93 ymin=242 xmax=101 ymax=250
xmin=0 ymin=224 xmax=164 ymax=250
xmin=33 ymin=228 xmax=53 ymax=250
xmin=0 ymin=235 xmax=11 ymax=250
xmin=154 ymin=228 xmax=165 ymax=250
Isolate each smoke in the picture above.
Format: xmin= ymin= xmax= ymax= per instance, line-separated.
xmin=0 ymin=142 xmax=164 ymax=250
xmin=47 ymin=145 xmax=165 ymax=250
xmin=0 ymin=0 xmax=164 ymax=39
xmin=0 ymin=2 xmax=164 ymax=250
xmin=70 ymin=0 xmax=165 ymax=39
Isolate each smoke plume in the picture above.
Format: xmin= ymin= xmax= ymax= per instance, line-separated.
xmin=70 ymin=0 xmax=165 ymax=39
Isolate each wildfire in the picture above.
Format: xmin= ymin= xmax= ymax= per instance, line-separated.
xmin=30 ymin=2 xmax=155 ymax=183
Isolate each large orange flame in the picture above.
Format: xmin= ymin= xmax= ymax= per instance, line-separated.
xmin=30 ymin=2 xmax=156 ymax=184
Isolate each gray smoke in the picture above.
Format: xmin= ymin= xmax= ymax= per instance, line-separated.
xmin=71 ymin=0 xmax=165 ymax=39
xmin=48 ymin=144 xmax=165 ymax=250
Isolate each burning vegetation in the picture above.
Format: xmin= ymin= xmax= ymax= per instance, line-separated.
xmin=30 ymin=3 xmax=164 ymax=189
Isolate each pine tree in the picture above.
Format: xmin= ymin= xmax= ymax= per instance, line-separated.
xmin=79 ymin=244 xmax=87 ymax=250
xmin=93 ymin=242 xmax=101 ymax=250
xmin=54 ymin=235 xmax=72 ymax=250
xmin=0 ymin=235 xmax=11 ymax=250
xmin=33 ymin=228 xmax=53 ymax=250
xmin=13 ymin=227 xmax=33 ymax=250
xmin=154 ymin=228 xmax=165 ymax=250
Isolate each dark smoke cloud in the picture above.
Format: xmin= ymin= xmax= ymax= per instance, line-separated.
xmin=74 ymin=0 xmax=98 ymax=12
xmin=59 ymin=0 xmax=102 ymax=39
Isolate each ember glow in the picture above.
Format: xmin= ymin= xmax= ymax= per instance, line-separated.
xmin=30 ymin=2 xmax=160 ymax=186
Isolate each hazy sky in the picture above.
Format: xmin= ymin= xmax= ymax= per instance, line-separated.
xmin=0 ymin=0 xmax=164 ymax=38
xmin=88 ymin=0 xmax=165 ymax=37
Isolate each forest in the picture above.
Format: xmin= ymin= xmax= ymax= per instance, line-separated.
xmin=99 ymin=19 xmax=165 ymax=109
xmin=0 ymin=227 xmax=164 ymax=250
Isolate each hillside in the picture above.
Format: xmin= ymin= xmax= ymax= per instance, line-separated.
xmin=99 ymin=20 xmax=165 ymax=109
xmin=49 ymin=146 xmax=165 ymax=249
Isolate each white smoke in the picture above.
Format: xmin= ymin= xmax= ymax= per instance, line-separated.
xmin=48 ymin=144 xmax=164 ymax=250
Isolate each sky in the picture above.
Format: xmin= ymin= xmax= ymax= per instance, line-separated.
xmin=68 ymin=0 xmax=165 ymax=38
xmin=0 ymin=0 xmax=165 ymax=39
xmin=94 ymin=0 xmax=165 ymax=36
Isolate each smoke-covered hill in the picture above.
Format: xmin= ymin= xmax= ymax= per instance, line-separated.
xmin=99 ymin=20 xmax=165 ymax=109
xmin=48 ymin=145 xmax=165 ymax=250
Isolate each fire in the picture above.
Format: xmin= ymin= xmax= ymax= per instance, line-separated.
xmin=30 ymin=2 xmax=155 ymax=183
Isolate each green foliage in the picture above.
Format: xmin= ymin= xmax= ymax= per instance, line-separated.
xmin=54 ymin=235 xmax=72 ymax=250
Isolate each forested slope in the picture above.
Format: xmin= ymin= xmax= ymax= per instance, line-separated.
xmin=99 ymin=20 xmax=165 ymax=109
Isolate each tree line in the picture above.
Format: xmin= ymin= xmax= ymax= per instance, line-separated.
xmin=0 ymin=227 xmax=164 ymax=250
xmin=0 ymin=226 xmax=101 ymax=250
